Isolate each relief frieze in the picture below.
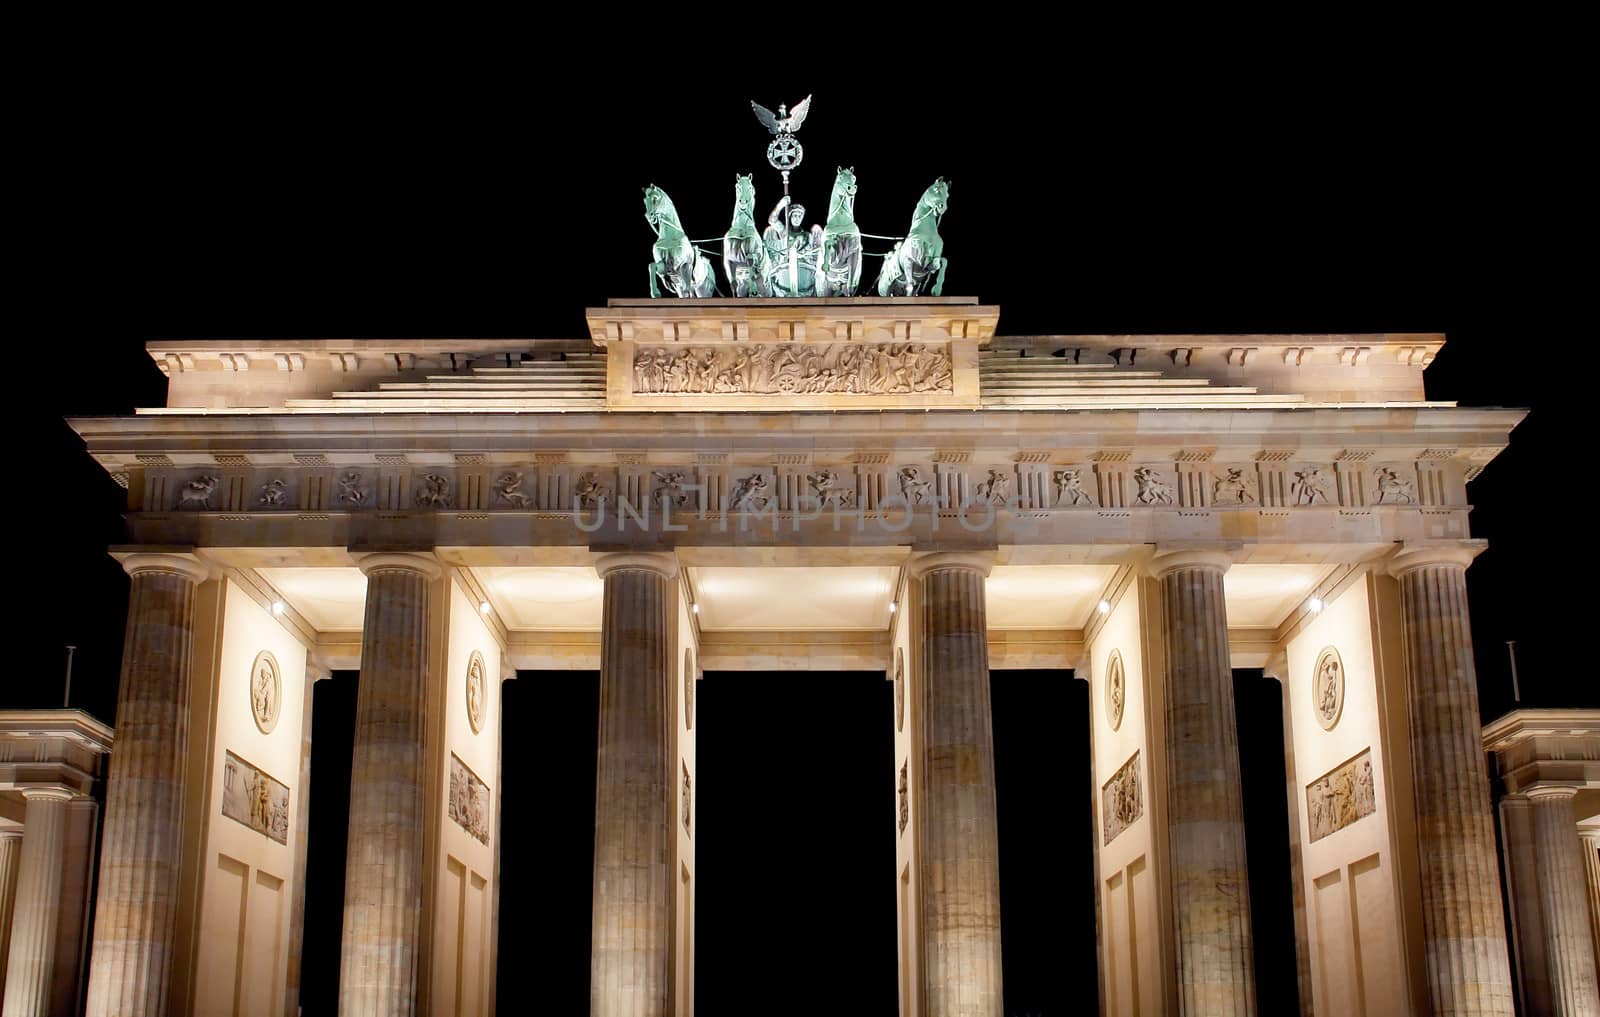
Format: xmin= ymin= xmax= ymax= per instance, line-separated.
xmin=1102 ymin=751 xmax=1142 ymax=845
xmin=1306 ymin=748 xmax=1376 ymax=843
xmin=448 ymin=753 xmax=491 ymax=845
xmin=631 ymin=343 xmax=953 ymax=396
xmin=222 ymin=750 xmax=289 ymax=844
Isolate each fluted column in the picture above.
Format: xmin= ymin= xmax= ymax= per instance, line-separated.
xmin=909 ymin=550 xmax=1003 ymax=1017
xmin=591 ymin=551 xmax=676 ymax=1017
xmin=2 ymin=790 xmax=73 ymax=1017
xmin=1151 ymin=549 xmax=1256 ymax=1017
xmin=339 ymin=552 xmax=439 ymax=1017
xmin=1501 ymin=795 xmax=1552 ymax=1016
xmin=1582 ymin=831 xmax=1600 ymax=968
xmin=1527 ymin=787 xmax=1600 ymax=1016
xmin=1389 ymin=543 xmax=1514 ymax=1016
xmin=0 ymin=829 xmax=20 ymax=1002
xmin=85 ymin=553 xmax=207 ymax=1017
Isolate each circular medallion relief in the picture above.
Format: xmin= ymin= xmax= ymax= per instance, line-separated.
xmin=465 ymin=651 xmax=487 ymax=734
xmin=893 ymin=649 xmax=905 ymax=733
xmin=1314 ymin=646 xmax=1344 ymax=731
xmin=1105 ymin=650 xmax=1126 ymax=732
xmin=684 ymin=649 xmax=696 ymax=730
xmin=249 ymin=650 xmax=281 ymax=734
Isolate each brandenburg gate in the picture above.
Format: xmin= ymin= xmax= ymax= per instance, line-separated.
xmin=44 ymin=292 xmax=1596 ymax=1017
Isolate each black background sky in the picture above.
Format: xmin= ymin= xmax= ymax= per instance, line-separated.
xmin=11 ymin=39 xmax=1586 ymax=1014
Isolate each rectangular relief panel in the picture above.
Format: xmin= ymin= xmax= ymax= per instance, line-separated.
xmin=449 ymin=753 xmax=491 ymax=845
xmin=1306 ymin=748 xmax=1376 ymax=843
xmin=222 ymin=750 xmax=290 ymax=845
xmin=1102 ymin=751 xmax=1143 ymax=845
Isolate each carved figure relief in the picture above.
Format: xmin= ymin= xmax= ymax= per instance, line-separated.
xmin=893 ymin=649 xmax=905 ymax=732
xmin=974 ymin=469 xmax=1012 ymax=505
xmin=1212 ymin=467 xmax=1256 ymax=505
xmin=897 ymin=466 xmax=934 ymax=505
xmin=465 ymin=650 xmax=487 ymax=734
xmin=1314 ymin=646 xmax=1344 ymax=731
xmin=728 ymin=473 xmax=773 ymax=511
xmin=258 ymin=479 xmax=288 ymax=506
xmin=179 ymin=475 xmax=219 ymax=509
xmin=897 ymin=760 xmax=909 ymax=836
xmin=1052 ymin=468 xmax=1094 ymax=506
xmin=684 ymin=649 xmax=696 ymax=730
xmin=805 ymin=470 xmax=856 ymax=508
xmin=338 ymin=472 xmax=369 ymax=506
xmin=573 ymin=473 xmax=613 ymax=509
xmin=222 ymin=750 xmax=289 ymax=844
xmin=1291 ymin=466 xmax=1331 ymax=505
xmin=448 ymin=753 xmax=491 ymax=844
xmin=652 ymin=470 xmax=693 ymax=509
xmin=682 ymin=762 xmax=692 ymax=835
xmin=494 ymin=472 xmax=533 ymax=507
xmin=1133 ymin=467 xmax=1173 ymax=505
xmin=1102 ymin=751 xmax=1142 ymax=845
xmin=631 ymin=343 xmax=953 ymax=396
xmin=1373 ymin=466 xmax=1416 ymax=504
xmin=249 ymin=650 xmax=281 ymax=734
xmin=1307 ymin=748 xmax=1376 ymax=842
xmin=1105 ymin=650 xmax=1126 ymax=732
xmin=414 ymin=473 xmax=451 ymax=508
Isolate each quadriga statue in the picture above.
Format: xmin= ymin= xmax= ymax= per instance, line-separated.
xmin=722 ymin=174 xmax=771 ymax=297
xmin=644 ymin=184 xmax=717 ymax=298
xmin=875 ymin=177 xmax=949 ymax=297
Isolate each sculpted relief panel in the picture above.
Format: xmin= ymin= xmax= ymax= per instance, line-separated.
xmin=222 ymin=750 xmax=290 ymax=844
xmin=1306 ymin=748 xmax=1376 ymax=843
xmin=1102 ymin=751 xmax=1142 ymax=845
xmin=449 ymin=753 xmax=491 ymax=845
xmin=631 ymin=343 xmax=953 ymax=396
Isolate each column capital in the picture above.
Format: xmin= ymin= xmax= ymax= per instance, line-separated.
xmin=17 ymin=787 xmax=74 ymax=803
xmin=1501 ymin=792 xmax=1533 ymax=810
xmin=1148 ymin=547 xmax=1233 ymax=578
xmin=353 ymin=550 xmax=442 ymax=579
xmin=1386 ymin=539 xmax=1487 ymax=577
xmin=593 ymin=550 xmax=679 ymax=580
xmin=111 ymin=550 xmax=212 ymax=584
xmin=906 ymin=549 xmax=995 ymax=579
xmin=1524 ymin=784 xmax=1583 ymax=802
xmin=1578 ymin=827 xmax=1600 ymax=843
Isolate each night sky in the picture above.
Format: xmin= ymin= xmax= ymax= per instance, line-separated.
xmin=15 ymin=57 xmax=1585 ymax=1014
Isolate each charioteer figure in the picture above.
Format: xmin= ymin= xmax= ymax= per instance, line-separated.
xmin=763 ymin=195 xmax=823 ymax=297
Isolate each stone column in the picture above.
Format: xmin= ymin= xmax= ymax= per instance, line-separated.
xmin=1582 ymin=831 xmax=1600 ymax=968
xmin=1151 ymin=549 xmax=1256 ymax=1017
xmin=590 ymin=551 xmax=676 ymax=1017
xmin=85 ymin=553 xmax=208 ymax=1017
xmin=338 ymin=552 xmax=438 ymax=1017
xmin=908 ymin=551 xmax=1003 ymax=1017
xmin=0 ymin=829 xmax=20 ymax=1002
xmin=2 ymin=789 xmax=73 ymax=1017
xmin=1500 ymin=795 xmax=1552 ymax=1016
xmin=1388 ymin=543 xmax=1514 ymax=1016
xmin=1527 ymin=787 xmax=1600 ymax=1015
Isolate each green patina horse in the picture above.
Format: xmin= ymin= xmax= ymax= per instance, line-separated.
xmin=721 ymin=174 xmax=771 ymax=297
xmin=875 ymin=177 xmax=949 ymax=297
xmin=644 ymin=184 xmax=718 ymax=299
xmin=818 ymin=166 xmax=862 ymax=297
